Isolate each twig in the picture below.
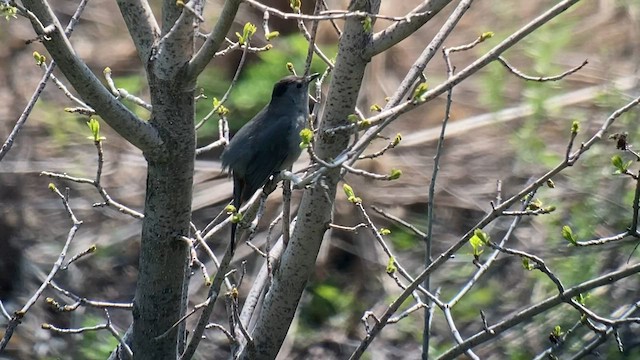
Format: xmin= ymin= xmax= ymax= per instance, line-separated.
xmin=40 ymin=139 xmax=144 ymax=219
xmin=349 ymin=91 xmax=640 ymax=359
xmin=48 ymin=281 xmax=132 ymax=310
xmin=104 ymin=68 xmax=152 ymax=111
xmin=244 ymin=0 xmax=428 ymax=22
xmin=181 ymin=240 xmax=236 ymax=359
xmin=342 ymin=163 xmax=397 ymax=180
xmin=297 ymin=0 xmax=334 ymax=70
xmin=438 ymin=263 xmax=640 ymax=359
xmin=498 ymin=57 xmax=588 ymax=82
xmin=0 ymin=184 xmax=82 ymax=351
xmin=370 ymin=206 xmax=426 ymax=237
xmin=0 ymin=0 xmax=89 ymax=162
xmin=195 ymin=39 xmax=250 ymax=132
xmin=354 ymin=202 xmax=442 ymax=307
xmin=61 ymin=245 xmax=96 ymax=270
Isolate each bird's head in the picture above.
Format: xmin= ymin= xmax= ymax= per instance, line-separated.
xmin=269 ymin=73 xmax=319 ymax=108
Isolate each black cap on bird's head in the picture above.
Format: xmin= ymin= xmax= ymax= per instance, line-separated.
xmin=271 ymin=73 xmax=320 ymax=100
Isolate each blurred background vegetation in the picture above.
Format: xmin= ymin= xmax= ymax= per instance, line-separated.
xmin=1 ymin=0 xmax=640 ymax=359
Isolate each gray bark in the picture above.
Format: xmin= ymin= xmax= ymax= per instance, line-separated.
xmin=238 ymin=1 xmax=381 ymax=358
xmin=131 ymin=73 xmax=195 ymax=358
xmin=20 ymin=0 xmax=201 ymax=357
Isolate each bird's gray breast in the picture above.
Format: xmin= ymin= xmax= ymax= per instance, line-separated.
xmin=279 ymin=110 xmax=306 ymax=170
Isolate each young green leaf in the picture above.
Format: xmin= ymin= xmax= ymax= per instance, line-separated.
xmin=86 ymin=118 xmax=105 ymax=142
xmin=391 ymin=133 xmax=402 ymax=147
xmin=232 ymin=213 xmax=243 ymax=223
xmin=571 ymin=120 xmax=580 ymax=135
xmin=561 ymin=225 xmax=577 ymax=245
xmin=236 ymin=22 xmax=257 ymax=45
xmin=347 ymin=114 xmax=360 ymax=123
xmin=388 ymin=169 xmax=402 ymax=180
xmin=361 ymin=16 xmax=373 ymax=33
xmin=299 ymin=128 xmax=313 ymax=149
xmin=480 ymin=31 xmax=494 ymax=41
xmin=386 ymin=256 xmax=397 ymax=274
xmin=546 ymin=179 xmax=555 ymax=188
xmin=527 ymin=198 xmax=543 ymax=211
xmin=32 ymin=51 xmax=46 ymax=66
xmin=1 ymin=4 xmax=17 ymax=20
xmin=290 ymin=0 xmax=301 ymax=11
xmin=552 ymin=325 xmax=564 ymax=337
xmin=474 ymin=228 xmax=489 ymax=243
xmin=574 ymin=293 xmax=590 ymax=305
xmin=357 ymin=119 xmax=371 ymax=129
xmin=343 ymin=184 xmax=362 ymax=204
xmin=212 ymin=98 xmax=229 ymax=117
xmin=412 ymin=82 xmax=429 ymax=102
xmin=611 ymin=155 xmax=632 ymax=174
xmin=286 ymin=62 xmax=295 ymax=74
xmin=265 ymin=31 xmax=280 ymax=41
xmin=522 ymin=258 xmax=535 ymax=271
xmin=469 ymin=230 xmax=487 ymax=257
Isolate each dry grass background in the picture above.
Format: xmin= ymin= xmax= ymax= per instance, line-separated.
xmin=1 ymin=0 xmax=639 ymax=359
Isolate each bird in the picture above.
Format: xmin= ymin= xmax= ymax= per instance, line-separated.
xmin=221 ymin=73 xmax=319 ymax=245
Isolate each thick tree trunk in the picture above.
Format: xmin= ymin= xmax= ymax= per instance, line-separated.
xmin=132 ymin=76 xmax=195 ymax=359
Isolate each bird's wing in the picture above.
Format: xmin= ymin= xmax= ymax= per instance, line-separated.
xmin=221 ymin=106 xmax=269 ymax=171
xmin=243 ymin=117 xmax=293 ymax=196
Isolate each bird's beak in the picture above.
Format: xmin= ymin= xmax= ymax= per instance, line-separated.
xmin=305 ymin=73 xmax=320 ymax=83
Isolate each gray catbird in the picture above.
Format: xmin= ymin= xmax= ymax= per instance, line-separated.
xmin=221 ymin=73 xmax=319 ymax=244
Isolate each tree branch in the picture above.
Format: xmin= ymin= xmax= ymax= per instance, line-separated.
xmin=116 ymin=0 xmax=160 ymax=67
xmin=366 ymin=0 xmax=453 ymax=57
xmin=187 ymin=0 xmax=242 ymax=80
xmin=1 ymin=0 xmax=86 ymax=162
xmin=20 ymin=0 xmax=163 ymax=156
xmin=383 ymin=0 xmax=474 ymax=108
xmin=351 ymin=0 xmax=584 ymax=160
xmin=237 ymin=0 xmax=381 ymax=358
xmin=347 ymin=92 xmax=640 ymax=357
xmin=438 ymin=263 xmax=640 ymax=360
xmin=152 ymin=1 xmax=196 ymax=80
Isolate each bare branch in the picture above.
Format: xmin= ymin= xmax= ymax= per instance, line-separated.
xmin=352 ymin=0 xmax=584 ymax=160
xmin=498 ymin=57 xmax=588 ymax=82
xmin=152 ymin=1 xmax=196 ymax=79
xmin=181 ymin=241 xmax=236 ymax=360
xmin=187 ymin=0 xmax=242 ymax=80
xmin=348 ymin=92 xmax=640 ymax=358
xmin=244 ymin=0 xmax=421 ymax=22
xmin=104 ymin=67 xmax=152 ymax=111
xmin=0 ymin=184 xmax=82 ymax=352
xmin=367 ymin=0 xmax=453 ymax=57
xmin=116 ymin=0 xmax=160 ymax=66
xmin=20 ymin=0 xmax=163 ymax=156
xmin=438 ymin=264 xmax=640 ymax=360
xmin=0 ymin=0 xmax=88 ymax=162
xmin=382 ymin=0 xmax=473 ymax=109
xmin=40 ymin=137 xmax=144 ymax=219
